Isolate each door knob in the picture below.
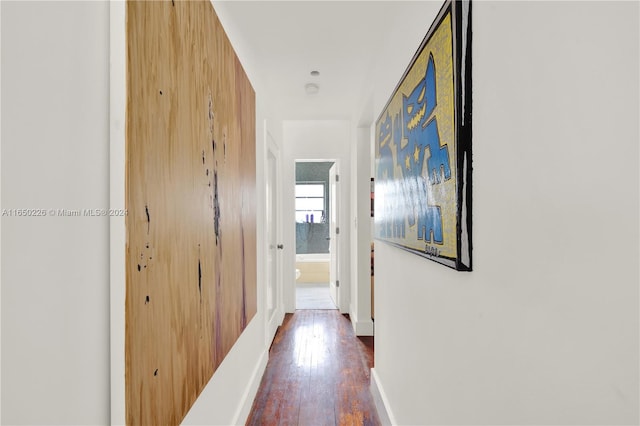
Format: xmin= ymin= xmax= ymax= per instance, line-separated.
xmin=277 ymin=244 xmax=284 ymax=249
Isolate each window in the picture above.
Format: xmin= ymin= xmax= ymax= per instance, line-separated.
xmin=295 ymin=183 xmax=325 ymax=223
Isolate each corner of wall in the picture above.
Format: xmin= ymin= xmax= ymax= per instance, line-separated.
xmin=370 ymin=368 xmax=395 ymax=426
xmin=230 ymin=347 xmax=269 ymax=424
xmin=181 ymin=317 xmax=268 ymax=425
xmin=109 ymin=0 xmax=126 ymax=423
xmin=352 ymin=318 xmax=374 ymax=336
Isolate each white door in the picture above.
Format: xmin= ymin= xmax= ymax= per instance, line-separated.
xmin=266 ymin=135 xmax=282 ymax=342
xmin=329 ymin=164 xmax=339 ymax=307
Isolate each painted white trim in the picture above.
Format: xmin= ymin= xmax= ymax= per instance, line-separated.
xmin=370 ymin=368 xmax=396 ymax=426
xmin=270 ymin=307 xmax=285 ymax=342
xmin=0 ymin=3 xmax=3 ymax=421
xmin=328 ymin=160 xmax=341 ymax=312
xmin=266 ymin=127 xmax=285 ymax=344
xmin=230 ymin=348 xmax=269 ymax=425
xmin=109 ymin=1 xmax=126 ymax=424
xmin=295 ymin=253 xmax=330 ymax=262
xmin=350 ymin=317 xmax=374 ymax=336
xmin=348 ymin=301 xmax=373 ymax=336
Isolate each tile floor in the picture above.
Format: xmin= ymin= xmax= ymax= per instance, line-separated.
xmin=296 ymin=283 xmax=337 ymax=310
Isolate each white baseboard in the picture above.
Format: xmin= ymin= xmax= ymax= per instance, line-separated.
xmin=349 ymin=305 xmax=373 ymax=336
xmin=352 ymin=320 xmax=373 ymax=336
xmin=370 ymin=368 xmax=396 ymax=426
xmin=231 ymin=348 xmax=269 ymax=425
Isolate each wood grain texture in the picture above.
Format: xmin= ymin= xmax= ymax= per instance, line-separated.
xmin=125 ymin=1 xmax=256 ymax=424
xmin=247 ymin=311 xmax=379 ymax=425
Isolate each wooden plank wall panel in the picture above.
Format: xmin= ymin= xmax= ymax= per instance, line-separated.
xmin=125 ymin=1 xmax=256 ymax=424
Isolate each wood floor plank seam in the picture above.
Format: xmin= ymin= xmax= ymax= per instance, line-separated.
xmin=246 ymin=310 xmax=380 ymax=426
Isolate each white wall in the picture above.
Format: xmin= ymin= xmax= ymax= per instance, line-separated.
xmin=350 ymin=126 xmax=374 ymax=335
xmin=110 ymin=2 xmax=126 ymax=422
xmin=282 ymin=120 xmax=351 ymax=313
xmin=0 ymin=1 xmax=283 ymax=424
xmin=370 ymin=1 xmax=639 ymax=425
xmin=1 ymin=2 xmax=110 ymax=424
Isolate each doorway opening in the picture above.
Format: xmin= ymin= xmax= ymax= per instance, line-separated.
xmin=294 ymin=160 xmax=338 ymax=310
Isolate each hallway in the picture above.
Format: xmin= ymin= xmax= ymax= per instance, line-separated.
xmin=296 ymin=283 xmax=337 ymax=310
xmin=246 ymin=310 xmax=379 ymax=425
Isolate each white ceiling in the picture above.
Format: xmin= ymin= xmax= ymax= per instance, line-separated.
xmin=213 ymin=1 xmax=425 ymax=122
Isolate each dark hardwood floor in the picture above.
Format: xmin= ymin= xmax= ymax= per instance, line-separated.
xmin=246 ymin=310 xmax=380 ymax=426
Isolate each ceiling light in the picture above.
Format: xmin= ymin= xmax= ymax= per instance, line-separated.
xmin=305 ymin=83 xmax=319 ymax=95
xmin=310 ymin=70 xmax=320 ymax=77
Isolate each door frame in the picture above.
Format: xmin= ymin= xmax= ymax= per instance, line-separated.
xmin=266 ymin=130 xmax=284 ymax=345
xmin=328 ymin=162 xmax=339 ymax=308
xmin=291 ymin=158 xmax=344 ymax=312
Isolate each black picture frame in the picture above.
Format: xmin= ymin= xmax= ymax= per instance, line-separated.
xmin=374 ymin=0 xmax=472 ymax=271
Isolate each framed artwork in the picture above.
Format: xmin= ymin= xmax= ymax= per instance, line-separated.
xmin=374 ymin=0 xmax=472 ymax=270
